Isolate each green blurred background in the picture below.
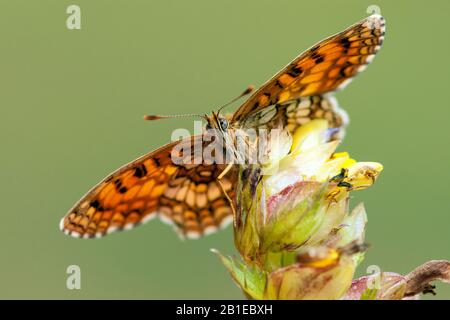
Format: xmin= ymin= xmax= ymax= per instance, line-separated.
xmin=0 ymin=0 xmax=449 ymax=299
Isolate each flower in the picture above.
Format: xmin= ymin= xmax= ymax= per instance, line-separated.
xmin=233 ymin=120 xmax=382 ymax=267
xmin=213 ymin=119 xmax=449 ymax=300
xmin=214 ymin=203 xmax=369 ymax=300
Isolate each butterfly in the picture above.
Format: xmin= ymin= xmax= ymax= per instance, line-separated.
xmin=60 ymin=14 xmax=385 ymax=239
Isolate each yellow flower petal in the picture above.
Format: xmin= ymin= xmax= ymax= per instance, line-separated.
xmin=265 ymin=253 xmax=356 ymax=300
xmin=346 ymin=162 xmax=383 ymax=190
xmin=298 ymin=247 xmax=340 ymax=268
xmin=329 ymin=152 xmax=356 ymax=168
xmin=291 ymin=120 xmax=328 ymax=154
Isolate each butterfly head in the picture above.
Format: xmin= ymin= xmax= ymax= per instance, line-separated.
xmin=204 ymin=112 xmax=229 ymax=132
xmin=203 ymin=85 xmax=254 ymax=132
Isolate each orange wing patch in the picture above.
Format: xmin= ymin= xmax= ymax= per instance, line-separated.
xmin=231 ymin=14 xmax=385 ymax=123
xmin=60 ymin=136 xmax=236 ymax=239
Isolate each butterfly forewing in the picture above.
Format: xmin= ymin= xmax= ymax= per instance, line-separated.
xmin=231 ymin=14 xmax=385 ymax=125
xmin=60 ymin=135 xmax=235 ymax=239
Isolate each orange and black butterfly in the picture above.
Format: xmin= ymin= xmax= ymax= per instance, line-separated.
xmin=60 ymin=15 xmax=385 ymax=239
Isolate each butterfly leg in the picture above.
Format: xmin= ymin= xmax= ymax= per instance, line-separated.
xmin=218 ymin=162 xmax=233 ymax=180
xmin=217 ymin=162 xmax=237 ymax=226
xmin=217 ymin=178 xmax=237 ymax=227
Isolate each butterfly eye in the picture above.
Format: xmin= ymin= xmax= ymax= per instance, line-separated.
xmin=219 ymin=118 xmax=228 ymax=131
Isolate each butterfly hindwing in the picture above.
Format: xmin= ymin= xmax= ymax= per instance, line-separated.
xmin=237 ymin=94 xmax=348 ymax=137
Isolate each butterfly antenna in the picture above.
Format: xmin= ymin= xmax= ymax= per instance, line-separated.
xmin=217 ymin=85 xmax=254 ymax=114
xmin=144 ymin=85 xmax=254 ymax=121
xmin=143 ymin=113 xmax=205 ymax=121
